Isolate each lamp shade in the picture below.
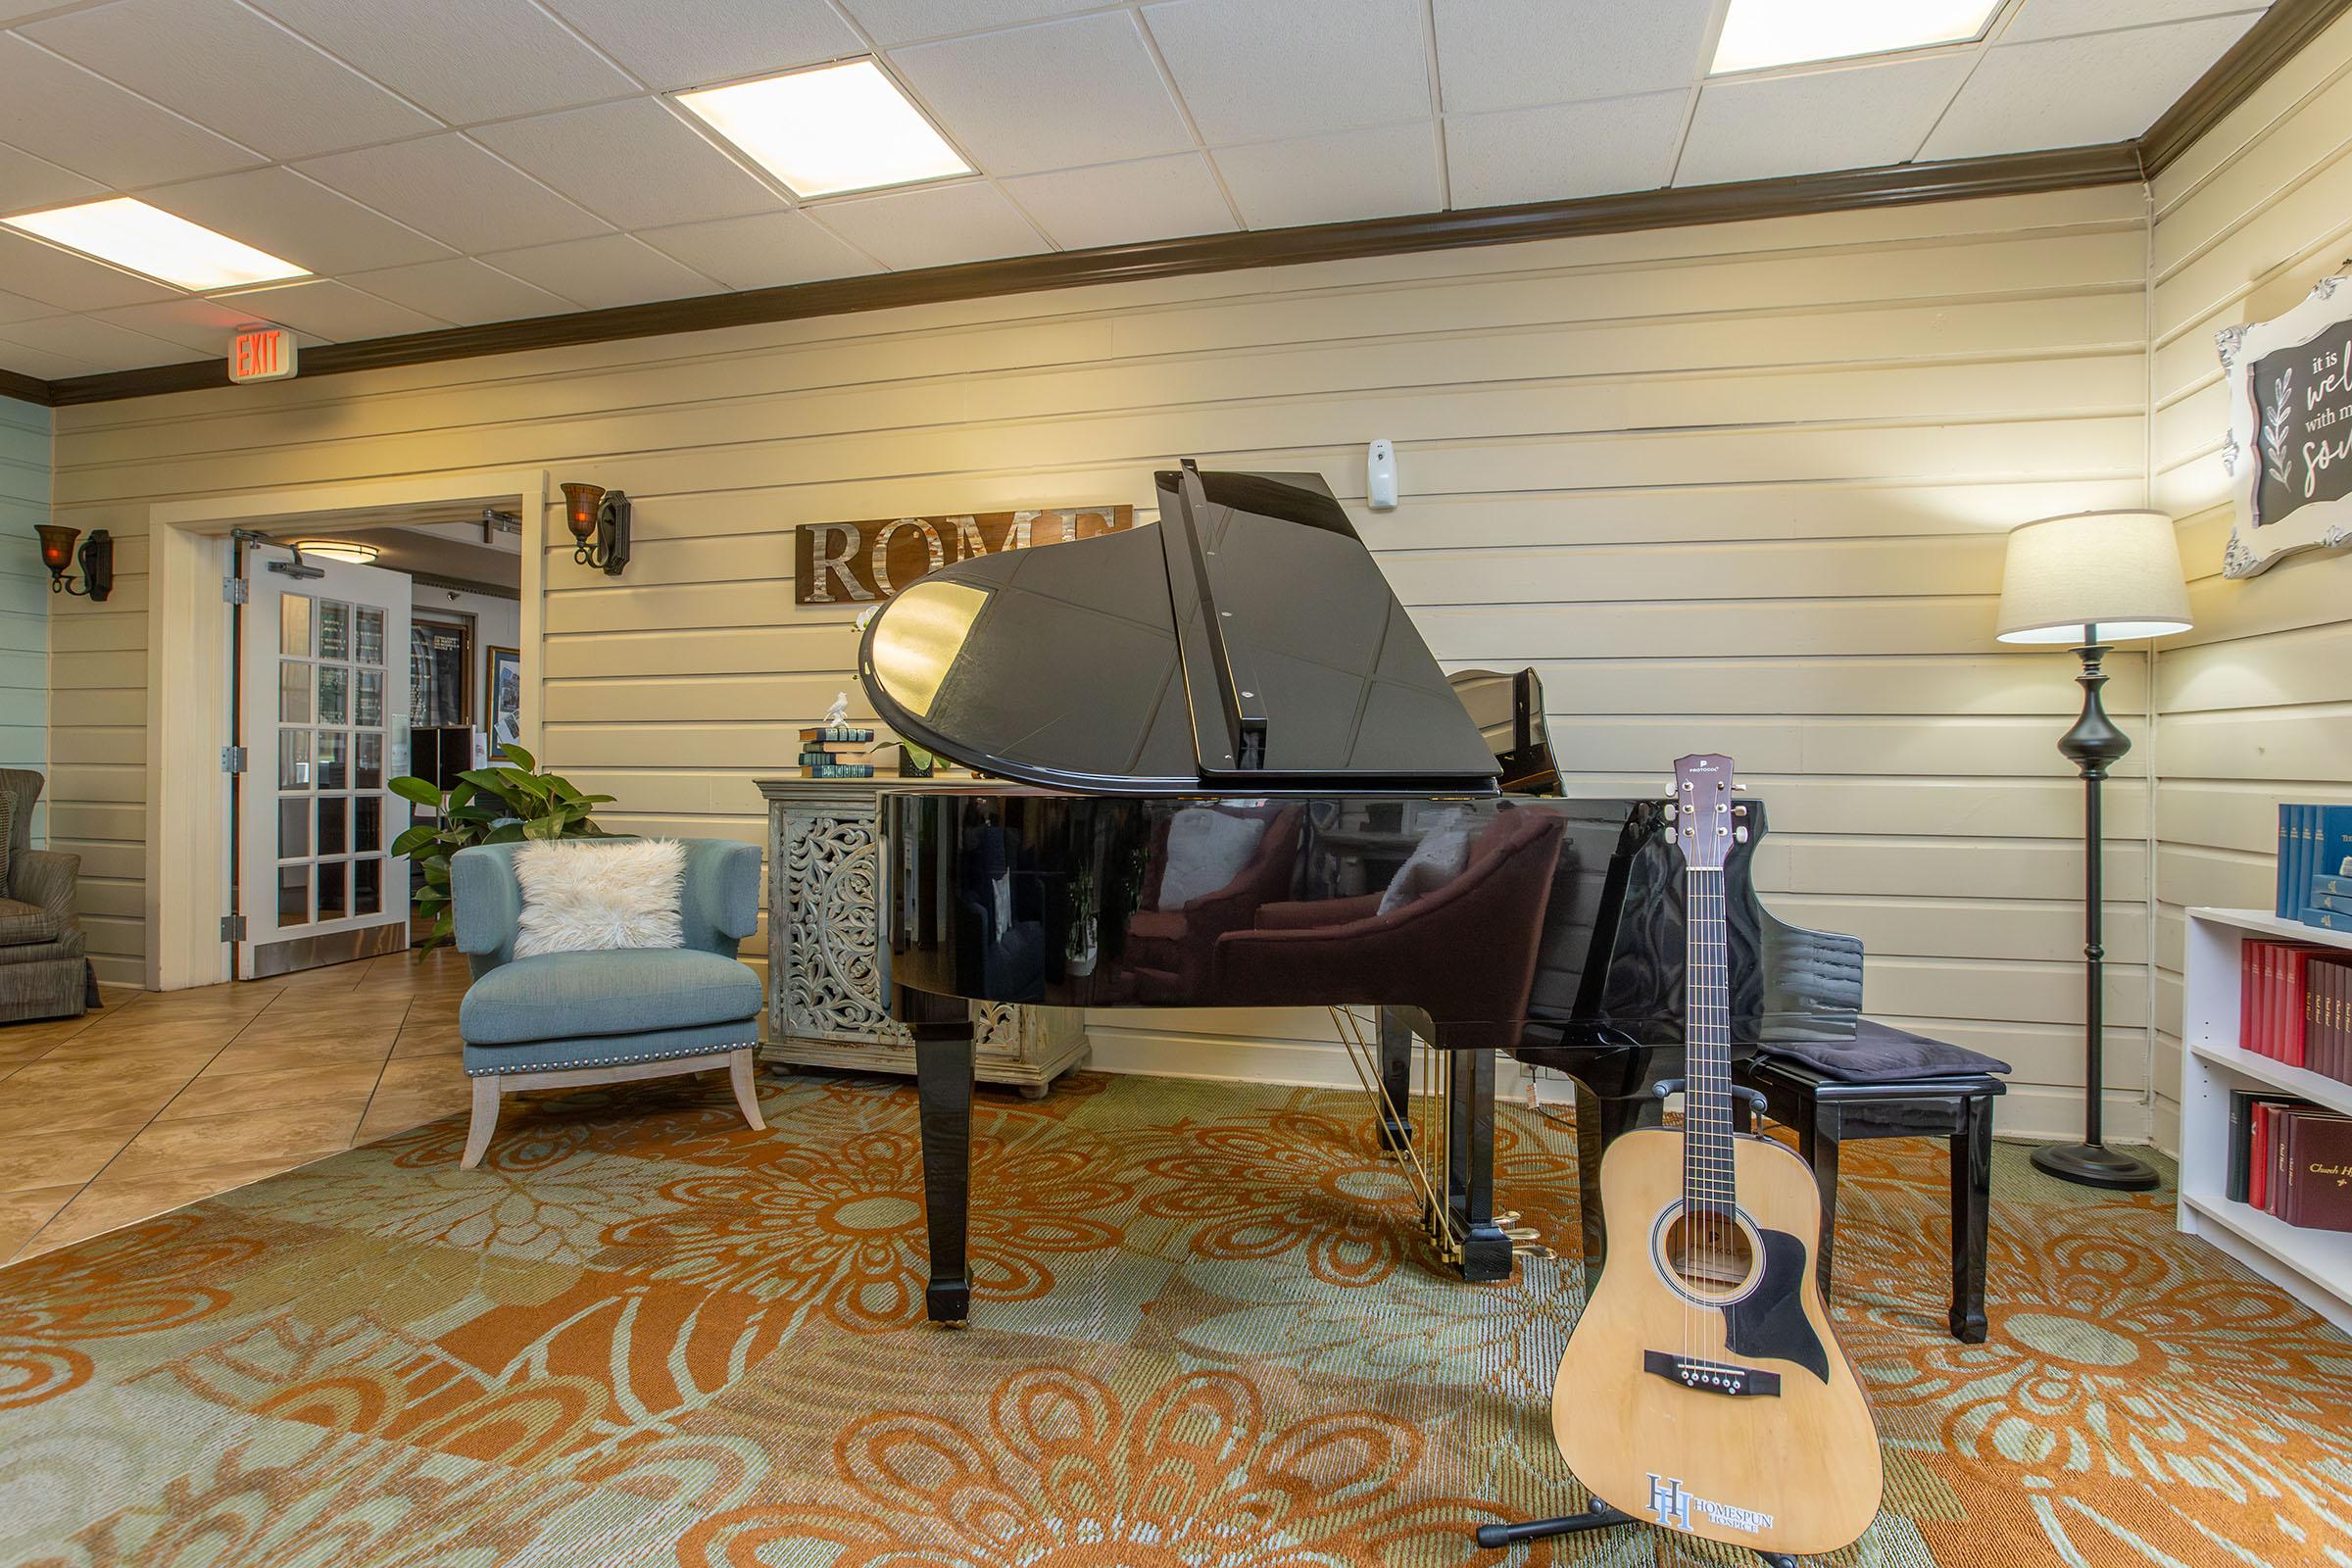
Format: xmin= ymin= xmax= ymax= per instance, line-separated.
xmin=1994 ymin=510 xmax=2192 ymax=645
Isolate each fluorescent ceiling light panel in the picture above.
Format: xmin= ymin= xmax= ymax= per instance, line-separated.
xmin=1710 ymin=0 xmax=2001 ymax=74
xmin=3 ymin=197 xmax=309 ymax=291
xmin=678 ymin=60 xmax=969 ymax=199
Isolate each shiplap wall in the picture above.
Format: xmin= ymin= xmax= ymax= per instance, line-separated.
xmin=45 ymin=185 xmax=2158 ymax=1136
xmin=0 ymin=395 xmax=49 ymax=838
xmin=2148 ymin=8 xmax=2352 ymax=1152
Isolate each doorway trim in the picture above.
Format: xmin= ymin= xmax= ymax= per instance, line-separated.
xmin=144 ymin=467 xmax=547 ymax=991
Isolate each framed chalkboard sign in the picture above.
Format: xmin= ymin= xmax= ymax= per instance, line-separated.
xmin=2217 ymin=272 xmax=2352 ymax=577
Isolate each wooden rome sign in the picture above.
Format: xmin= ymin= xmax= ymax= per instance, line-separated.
xmin=795 ymin=506 xmax=1135 ymax=605
xmin=2217 ymin=271 xmax=2352 ymax=577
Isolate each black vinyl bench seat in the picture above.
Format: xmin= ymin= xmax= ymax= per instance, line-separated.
xmin=1740 ymin=1019 xmax=2009 ymax=1345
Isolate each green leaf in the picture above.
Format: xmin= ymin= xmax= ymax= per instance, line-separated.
xmin=485 ymin=822 xmax=526 ymax=845
xmin=389 ymin=775 xmax=443 ymax=808
xmin=497 ymin=742 xmax=537 ymax=771
xmin=390 ymin=825 xmax=438 ymax=858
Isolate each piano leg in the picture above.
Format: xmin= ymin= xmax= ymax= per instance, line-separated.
xmin=911 ymin=1030 xmax=975 ymax=1325
xmin=1375 ymin=1006 xmax=1414 ymax=1152
xmin=1445 ymin=1048 xmax=1512 ymax=1283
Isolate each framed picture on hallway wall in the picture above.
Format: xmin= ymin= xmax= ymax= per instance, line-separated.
xmin=2218 ymin=271 xmax=2352 ymax=578
xmin=487 ymin=646 xmax=521 ymax=753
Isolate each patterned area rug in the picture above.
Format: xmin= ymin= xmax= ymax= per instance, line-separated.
xmin=2 ymin=1068 xmax=2348 ymax=1567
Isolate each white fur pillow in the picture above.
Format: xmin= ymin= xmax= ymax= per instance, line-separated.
xmin=512 ymin=839 xmax=687 ymax=957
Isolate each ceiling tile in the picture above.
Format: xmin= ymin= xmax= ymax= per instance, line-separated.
xmin=540 ymin=0 xmax=860 ymax=91
xmin=143 ymin=167 xmax=452 ymax=276
xmin=0 ymin=288 xmax=53 ymax=324
xmin=219 ymin=277 xmax=449 ymax=340
xmin=91 ymin=296 xmax=281 ymax=354
xmin=0 ymin=313 xmax=188 ymax=369
xmin=24 ymin=0 xmax=437 ymax=160
xmin=248 ymin=0 xmax=637 ymax=122
xmin=0 ymin=34 xmax=261 ymax=187
xmin=634 ymin=210 xmax=879 ymax=289
xmin=340 ymin=257 xmax=574 ymax=325
xmin=1004 ymin=153 xmax=1234 ymax=250
xmin=298 ymin=136 xmax=612 ymax=254
xmin=0 ymin=337 xmax=102 ymax=379
xmin=809 ymin=180 xmax=1046 ymax=270
xmin=1144 ymin=0 xmax=1431 ymax=145
xmin=841 ymin=0 xmax=1106 ymax=46
xmin=1447 ymin=91 xmax=1687 ymax=208
xmin=474 ymin=98 xmax=786 ymax=230
xmin=479 ymin=233 xmax=716 ymax=308
xmin=0 ymin=141 xmax=107 ymax=216
xmin=1677 ymin=56 xmax=1972 ymax=186
xmin=2001 ymin=0 xmax=2265 ymax=43
xmin=1212 ymin=121 xmax=1441 ymax=229
xmin=892 ymin=13 xmax=1192 ymax=176
xmin=1922 ymin=13 xmax=2261 ymax=159
xmin=0 ymin=229 xmax=175 ymax=311
xmin=1432 ymin=0 xmax=1713 ymax=114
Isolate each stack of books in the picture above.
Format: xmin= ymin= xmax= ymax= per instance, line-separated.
xmin=2241 ymin=939 xmax=2352 ymax=1077
xmin=799 ymin=723 xmax=875 ymax=779
xmin=2278 ymin=805 xmax=2352 ymax=931
xmin=2228 ymin=1092 xmax=2352 ymax=1231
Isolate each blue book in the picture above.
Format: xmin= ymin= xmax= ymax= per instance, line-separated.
xmin=2323 ymin=806 xmax=2352 ymax=880
xmin=2322 ymin=874 xmax=2352 ymax=900
xmin=2299 ymin=806 xmax=2323 ymax=918
xmin=2281 ymin=805 xmax=2301 ymax=918
xmin=2315 ymin=890 xmax=2349 ymax=915
xmin=2302 ymin=906 xmax=2346 ymax=933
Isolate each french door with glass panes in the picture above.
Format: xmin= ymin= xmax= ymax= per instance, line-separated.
xmin=238 ymin=557 xmax=414 ymax=978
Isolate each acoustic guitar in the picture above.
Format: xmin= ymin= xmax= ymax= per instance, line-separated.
xmin=1550 ymin=753 xmax=1883 ymax=1559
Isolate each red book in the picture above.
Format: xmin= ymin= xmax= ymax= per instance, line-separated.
xmin=2257 ymin=943 xmax=2279 ymax=1057
xmin=2252 ymin=1102 xmax=2276 ymax=1209
xmin=2323 ymin=959 xmax=2352 ymax=1083
xmin=2275 ymin=1109 xmax=2301 ymax=1215
xmin=2241 ymin=941 xmax=2259 ymax=1052
xmin=2280 ymin=1112 xmax=2352 ymax=1232
xmin=2286 ymin=949 xmax=2327 ymax=1069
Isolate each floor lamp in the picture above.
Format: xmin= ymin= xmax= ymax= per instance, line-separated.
xmin=1995 ymin=511 xmax=2192 ymax=1190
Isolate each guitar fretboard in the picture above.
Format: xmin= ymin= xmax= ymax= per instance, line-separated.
xmin=1684 ymin=864 xmax=1737 ymax=1220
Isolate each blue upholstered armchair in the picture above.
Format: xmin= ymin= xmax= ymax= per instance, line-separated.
xmin=451 ymin=838 xmax=766 ymax=1167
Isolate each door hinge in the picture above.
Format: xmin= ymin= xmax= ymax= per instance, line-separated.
xmin=220 ymin=913 xmax=246 ymax=941
xmin=222 ymin=576 xmax=249 ymax=605
xmin=221 ymin=746 xmax=247 ymax=773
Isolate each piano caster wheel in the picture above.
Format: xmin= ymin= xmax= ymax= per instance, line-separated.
xmin=1017 ymin=1082 xmax=1050 ymax=1102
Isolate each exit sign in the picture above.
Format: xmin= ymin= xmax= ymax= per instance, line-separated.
xmin=229 ymin=325 xmax=297 ymax=383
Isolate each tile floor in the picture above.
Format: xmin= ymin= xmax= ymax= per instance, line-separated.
xmin=0 ymin=945 xmax=472 ymax=1263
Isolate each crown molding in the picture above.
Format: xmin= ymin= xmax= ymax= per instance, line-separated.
xmin=2141 ymin=0 xmax=2352 ymax=177
xmin=39 ymin=143 xmax=2145 ymax=408
xmin=0 ymin=367 xmax=54 ymax=408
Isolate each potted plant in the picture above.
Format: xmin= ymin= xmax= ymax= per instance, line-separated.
xmin=389 ymin=742 xmax=613 ymax=954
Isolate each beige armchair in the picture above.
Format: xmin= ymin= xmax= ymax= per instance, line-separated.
xmin=0 ymin=770 xmax=96 ymax=1024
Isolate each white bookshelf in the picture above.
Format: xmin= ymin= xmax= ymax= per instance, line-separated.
xmin=2178 ymin=907 xmax=2352 ymax=1336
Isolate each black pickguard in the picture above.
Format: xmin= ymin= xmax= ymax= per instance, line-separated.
xmin=1720 ymin=1226 xmax=1828 ymax=1382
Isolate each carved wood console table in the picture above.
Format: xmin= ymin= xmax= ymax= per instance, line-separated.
xmin=755 ymin=776 xmax=1090 ymax=1098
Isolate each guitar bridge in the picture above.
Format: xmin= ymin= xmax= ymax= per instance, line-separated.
xmin=1643 ymin=1349 xmax=1781 ymax=1397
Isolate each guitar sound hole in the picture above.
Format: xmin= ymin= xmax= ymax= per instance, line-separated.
xmin=1663 ymin=1209 xmax=1756 ymax=1299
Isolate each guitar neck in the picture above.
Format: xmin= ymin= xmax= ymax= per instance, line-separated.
xmin=1685 ymin=859 xmax=1737 ymax=1220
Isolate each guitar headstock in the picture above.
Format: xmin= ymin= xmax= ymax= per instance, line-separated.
xmin=1670 ymin=753 xmax=1742 ymax=870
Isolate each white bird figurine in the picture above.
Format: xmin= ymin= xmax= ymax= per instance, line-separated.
xmin=822 ymin=691 xmax=852 ymax=728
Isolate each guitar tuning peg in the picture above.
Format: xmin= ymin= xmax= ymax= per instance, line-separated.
xmin=1664 ymin=804 xmax=1678 ymax=820
xmin=1735 ymin=825 xmax=1749 ymax=844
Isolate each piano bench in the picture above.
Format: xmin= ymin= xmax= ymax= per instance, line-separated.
xmin=1740 ymin=1023 xmax=2009 ymax=1345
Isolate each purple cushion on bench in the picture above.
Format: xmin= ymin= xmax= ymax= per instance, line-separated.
xmin=1761 ymin=1018 xmax=2010 ymax=1082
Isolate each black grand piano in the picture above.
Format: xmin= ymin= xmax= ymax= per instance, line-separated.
xmin=860 ymin=463 xmax=1861 ymax=1323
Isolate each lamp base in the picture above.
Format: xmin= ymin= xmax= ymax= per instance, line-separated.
xmin=2031 ymin=1141 xmax=2160 ymax=1191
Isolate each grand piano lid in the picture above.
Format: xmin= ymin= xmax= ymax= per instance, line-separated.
xmin=857 ymin=464 xmax=1502 ymax=796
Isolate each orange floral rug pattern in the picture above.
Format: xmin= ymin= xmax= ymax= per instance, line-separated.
xmin=2 ymin=1068 xmax=2348 ymax=1566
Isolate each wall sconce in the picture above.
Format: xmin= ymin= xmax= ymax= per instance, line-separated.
xmin=287 ymin=538 xmax=380 ymax=564
xmin=36 ymin=524 xmax=112 ymax=601
xmin=561 ymin=482 xmax=631 ymax=575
